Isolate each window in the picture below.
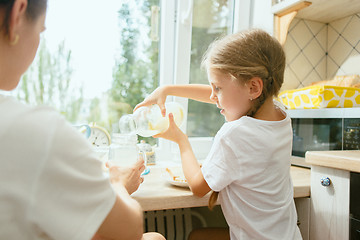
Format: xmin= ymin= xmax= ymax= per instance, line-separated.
xmin=13 ymin=0 xmax=161 ymax=145
xmin=168 ymin=0 xmax=247 ymax=160
xmin=187 ymin=0 xmax=234 ymax=137
xmin=11 ymin=0 xmax=251 ymax=162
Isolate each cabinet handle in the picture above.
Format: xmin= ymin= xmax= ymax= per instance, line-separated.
xmin=320 ymin=177 xmax=331 ymax=186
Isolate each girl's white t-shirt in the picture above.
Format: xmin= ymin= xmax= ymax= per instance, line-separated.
xmin=0 ymin=95 xmax=116 ymax=240
xmin=201 ymin=113 xmax=302 ymax=240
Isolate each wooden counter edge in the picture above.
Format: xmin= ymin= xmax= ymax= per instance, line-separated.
xmin=305 ymin=150 xmax=360 ymax=173
xmin=135 ymin=166 xmax=310 ymax=211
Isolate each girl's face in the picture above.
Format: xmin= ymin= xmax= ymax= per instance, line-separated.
xmin=208 ymin=69 xmax=251 ymax=122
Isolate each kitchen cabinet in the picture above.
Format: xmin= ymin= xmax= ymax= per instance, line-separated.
xmin=309 ymin=165 xmax=350 ymax=239
xmin=272 ymin=0 xmax=360 ymax=90
xmin=306 ymin=150 xmax=360 ymax=240
xmin=272 ymin=0 xmax=360 ymax=45
xmin=272 ymin=0 xmax=360 ymax=22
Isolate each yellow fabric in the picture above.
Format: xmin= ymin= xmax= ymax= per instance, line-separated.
xmin=278 ymin=85 xmax=360 ymax=109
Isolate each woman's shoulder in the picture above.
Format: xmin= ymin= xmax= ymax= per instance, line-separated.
xmin=0 ymin=95 xmax=59 ymax=116
xmin=0 ymin=95 xmax=69 ymax=137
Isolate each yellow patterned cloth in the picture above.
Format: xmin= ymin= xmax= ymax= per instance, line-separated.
xmin=278 ymin=85 xmax=360 ymax=109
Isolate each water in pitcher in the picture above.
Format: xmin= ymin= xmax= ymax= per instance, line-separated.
xmin=119 ymin=102 xmax=184 ymax=137
xmin=108 ymin=133 xmax=139 ymax=167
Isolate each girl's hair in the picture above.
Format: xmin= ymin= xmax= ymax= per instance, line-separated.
xmin=0 ymin=0 xmax=47 ymax=35
xmin=202 ymin=29 xmax=286 ymax=210
xmin=202 ymin=28 xmax=286 ymax=117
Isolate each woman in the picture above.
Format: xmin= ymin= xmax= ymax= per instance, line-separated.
xmin=0 ymin=0 xmax=164 ymax=239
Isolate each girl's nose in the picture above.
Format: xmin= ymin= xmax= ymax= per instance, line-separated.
xmin=210 ymin=92 xmax=217 ymax=102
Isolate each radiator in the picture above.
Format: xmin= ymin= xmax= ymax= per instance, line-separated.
xmin=144 ymin=208 xmax=207 ymax=240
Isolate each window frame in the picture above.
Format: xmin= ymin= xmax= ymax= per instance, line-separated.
xmin=156 ymin=0 xmax=252 ymax=163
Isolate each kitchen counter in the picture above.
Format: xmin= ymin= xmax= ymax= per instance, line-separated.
xmin=305 ymin=150 xmax=360 ymax=173
xmin=131 ymin=166 xmax=310 ymax=211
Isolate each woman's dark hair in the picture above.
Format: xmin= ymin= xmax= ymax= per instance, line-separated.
xmin=0 ymin=0 xmax=47 ymax=35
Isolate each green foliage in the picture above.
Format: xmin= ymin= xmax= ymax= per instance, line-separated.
xmin=187 ymin=4 xmax=229 ymax=137
xmin=108 ymin=0 xmax=159 ymax=144
xmin=187 ymin=26 xmax=225 ymax=137
xmin=16 ymin=39 xmax=84 ymax=123
xmin=16 ymin=0 xmax=161 ymax=144
xmin=87 ymin=98 xmax=102 ymax=124
xmin=14 ymin=0 xmax=229 ymax=142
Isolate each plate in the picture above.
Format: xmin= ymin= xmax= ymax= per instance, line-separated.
xmin=167 ymin=178 xmax=189 ymax=188
xmin=162 ymin=167 xmax=189 ymax=188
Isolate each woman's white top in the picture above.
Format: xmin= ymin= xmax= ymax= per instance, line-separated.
xmin=0 ymin=95 xmax=116 ymax=240
xmin=202 ymin=112 xmax=302 ymax=240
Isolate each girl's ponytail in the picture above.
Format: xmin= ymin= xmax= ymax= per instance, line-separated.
xmin=208 ymin=191 xmax=219 ymax=210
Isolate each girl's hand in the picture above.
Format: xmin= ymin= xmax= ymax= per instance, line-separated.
xmin=108 ymin=159 xmax=145 ymax=195
xmin=153 ymin=113 xmax=187 ymax=144
xmin=134 ymin=87 xmax=168 ymax=117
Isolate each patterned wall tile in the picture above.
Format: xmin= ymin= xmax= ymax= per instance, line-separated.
xmin=341 ymin=15 xmax=360 ymax=47
xmin=327 ymin=57 xmax=341 ymax=78
xmin=290 ymin=53 xmax=314 ymax=82
xmin=336 ymin=49 xmax=360 ymax=76
xmin=328 ymin=14 xmax=360 ymax=77
xmin=328 ymin=16 xmax=351 ymax=47
xmin=283 ymin=19 xmax=327 ymax=90
xmin=283 ymin=67 xmax=300 ymax=90
xmin=283 ymin=33 xmax=301 ymax=62
xmin=328 ymin=35 xmax=354 ymax=74
xmin=282 ymin=13 xmax=360 ymax=90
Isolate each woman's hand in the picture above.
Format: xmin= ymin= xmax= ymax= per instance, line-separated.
xmin=134 ymin=86 xmax=168 ymax=117
xmin=108 ymin=159 xmax=146 ymax=195
xmin=153 ymin=113 xmax=187 ymax=144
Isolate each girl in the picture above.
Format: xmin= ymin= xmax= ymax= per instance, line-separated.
xmin=135 ymin=29 xmax=302 ymax=240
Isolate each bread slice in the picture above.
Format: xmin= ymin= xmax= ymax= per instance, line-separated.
xmin=310 ymin=74 xmax=360 ymax=88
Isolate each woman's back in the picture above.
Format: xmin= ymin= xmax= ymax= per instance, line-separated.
xmin=0 ymin=95 xmax=115 ymax=239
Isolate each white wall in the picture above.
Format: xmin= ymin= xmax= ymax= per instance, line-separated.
xmin=250 ymin=0 xmax=274 ymax=34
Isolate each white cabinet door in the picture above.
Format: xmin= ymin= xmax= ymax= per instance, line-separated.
xmin=310 ymin=165 xmax=350 ymax=240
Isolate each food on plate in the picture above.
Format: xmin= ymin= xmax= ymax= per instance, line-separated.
xmin=165 ymin=167 xmax=187 ymax=182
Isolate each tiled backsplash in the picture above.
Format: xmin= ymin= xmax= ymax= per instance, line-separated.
xmin=282 ymin=13 xmax=360 ymax=91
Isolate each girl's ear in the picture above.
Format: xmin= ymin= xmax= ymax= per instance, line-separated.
xmin=8 ymin=0 xmax=28 ymax=42
xmin=248 ymin=77 xmax=263 ymax=100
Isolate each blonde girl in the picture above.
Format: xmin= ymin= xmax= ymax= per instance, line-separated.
xmin=135 ymin=28 xmax=302 ymax=240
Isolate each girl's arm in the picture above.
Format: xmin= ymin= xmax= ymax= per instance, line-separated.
xmin=154 ymin=114 xmax=211 ymax=197
xmin=165 ymin=84 xmax=213 ymax=104
xmin=177 ymin=134 xmax=212 ymax=197
xmin=134 ymin=84 xmax=214 ymax=116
